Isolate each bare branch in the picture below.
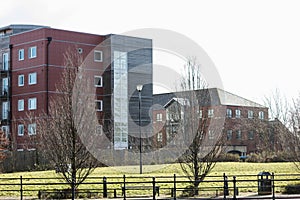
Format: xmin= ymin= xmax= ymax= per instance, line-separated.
xmin=175 ymin=58 xmax=225 ymax=196
xmin=37 ymin=49 xmax=98 ymax=189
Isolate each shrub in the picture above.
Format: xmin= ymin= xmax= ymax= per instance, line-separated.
xmin=246 ymin=151 xmax=293 ymax=163
xmin=38 ymin=189 xmax=100 ymax=199
xmin=215 ymin=153 xmax=240 ymax=162
xmin=246 ymin=153 xmax=264 ymax=163
xmin=180 ymin=185 xmax=196 ymax=197
xmin=283 ymin=184 xmax=300 ymax=194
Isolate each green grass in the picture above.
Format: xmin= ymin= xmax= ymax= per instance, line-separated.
xmin=0 ymin=162 xmax=299 ymax=197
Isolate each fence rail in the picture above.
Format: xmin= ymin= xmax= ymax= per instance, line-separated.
xmin=0 ymin=173 xmax=299 ymax=199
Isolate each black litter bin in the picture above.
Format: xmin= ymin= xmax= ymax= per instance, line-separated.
xmin=257 ymin=171 xmax=272 ymax=195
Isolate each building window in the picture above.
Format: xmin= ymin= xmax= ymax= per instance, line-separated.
xmin=227 ymin=130 xmax=232 ymax=140
xmin=2 ymin=101 xmax=8 ymax=120
xmin=95 ymin=100 xmax=103 ymax=111
xmin=198 ymin=109 xmax=203 ymax=118
xmin=2 ymin=77 xmax=8 ymax=95
xmin=236 ymin=130 xmax=242 ymax=140
xmin=248 ymin=131 xmax=254 ymax=140
xmin=96 ymin=125 xmax=103 ymax=135
xmin=208 ymin=130 xmax=214 ymax=140
xmin=259 ymin=111 xmax=264 ymax=120
xmin=208 ymin=109 xmax=214 ymax=118
xmin=18 ymin=124 xmax=24 ymax=136
xmin=2 ymin=126 xmax=9 ymax=138
xmin=18 ymin=99 xmax=24 ymax=111
xmin=94 ymin=50 xmax=103 ymax=62
xmin=28 ymin=123 xmax=36 ymax=135
xmin=235 ymin=109 xmax=241 ymax=118
xmin=226 ymin=109 xmax=232 ymax=118
xmin=28 ymin=46 xmax=37 ymax=59
xmin=157 ymin=132 xmax=163 ymax=142
xmin=2 ymin=53 xmax=8 ymax=70
xmin=18 ymin=49 xmax=24 ymax=61
xmin=94 ymin=76 xmax=103 ymax=87
xmin=113 ymin=51 xmax=128 ymax=149
xmin=28 ymin=98 xmax=37 ymax=110
xmin=156 ymin=113 xmax=163 ymax=121
xmin=28 ymin=72 xmax=37 ymax=85
xmin=248 ymin=110 xmax=253 ymax=119
xmin=18 ymin=74 xmax=24 ymax=86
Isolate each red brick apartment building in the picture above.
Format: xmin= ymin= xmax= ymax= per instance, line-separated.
xmin=0 ymin=25 xmax=153 ymax=156
xmin=0 ymin=24 xmax=276 ymax=171
xmin=152 ymin=88 xmax=269 ymax=156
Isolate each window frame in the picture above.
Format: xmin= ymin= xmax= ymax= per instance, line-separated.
xmin=236 ymin=130 xmax=242 ymax=140
xmin=28 ymin=123 xmax=36 ymax=135
xmin=2 ymin=77 xmax=8 ymax=95
xmin=18 ymin=124 xmax=24 ymax=136
xmin=157 ymin=132 xmax=163 ymax=142
xmin=198 ymin=109 xmax=203 ymax=118
xmin=227 ymin=130 xmax=232 ymax=140
xmin=2 ymin=126 xmax=9 ymax=138
xmin=248 ymin=110 xmax=254 ymax=119
xmin=96 ymin=125 xmax=103 ymax=135
xmin=18 ymin=99 xmax=24 ymax=111
xmin=28 ymin=46 xmax=37 ymax=59
xmin=248 ymin=131 xmax=254 ymax=140
xmin=2 ymin=101 xmax=8 ymax=120
xmin=235 ymin=109 xmax=241 ymax=118
xmin=94 ymin=50 xmax=103 ymax=62
xmin=28 ymin=97 xmax=37 ymax=110
xmin=18 ymin=49 xmax=24 ymax=61
xmin=259 ymin=111 xmax=264 ymax=120
xmin=2 ymin=53 xmax=8 ymax=70
xmin=226 ymin=108 xmax=232 ymax=118
xmin=18 ymin=74 xmax=24 ymax=86
xmin=208 ymin=109 xmax=214 ymax=118
xmin=156 ymin=113 xmax=163 ymax=122
xmin=28 ymin=72 xmax=37 ymax=85
xmin=94 ymin=75 xmax=103 ymax=87
xmin=208 ymin=130 xmax=214 ymax=140
xmin=95 ymin=100 xmax=103 ymax=111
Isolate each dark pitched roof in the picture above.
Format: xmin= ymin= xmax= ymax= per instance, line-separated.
xmin=0 ymin=24 xmax=49 ymax=35
xmin=153 ymin=88 xmax=266 ymax=108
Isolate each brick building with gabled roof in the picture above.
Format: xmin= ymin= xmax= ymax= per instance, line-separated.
xmin=152 ymin=88 xmax=269 ymax=156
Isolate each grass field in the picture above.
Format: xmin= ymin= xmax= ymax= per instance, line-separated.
xmin=0 ymin=162 xmax=299 ymax=197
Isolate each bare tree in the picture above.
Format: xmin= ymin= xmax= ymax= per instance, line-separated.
xmin=176 ymin=58 xmax=224 ymax=196
xmin=288 ymin=95 xmax=300 ymax=170
xmin=38 ymin=50 xmax=98 ymax=198
xmin=258 ymin=89 xmax=292 ymax=160
xmin=264 ymin=89 xmax=289 ymax=125
xmin=0 ymin=128 xmax=9 ymax=169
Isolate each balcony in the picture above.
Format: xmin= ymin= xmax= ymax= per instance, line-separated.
xmin=0 ymin=90 xmax=8 ymax=99
xmin=0 ymin=62 xmax=10 ymax=72
xmin=1 ymin=111 xmax=10 ymax=121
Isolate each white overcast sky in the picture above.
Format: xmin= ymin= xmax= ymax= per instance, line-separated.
xmin=1 ymin=0 xmax=300 ymax=104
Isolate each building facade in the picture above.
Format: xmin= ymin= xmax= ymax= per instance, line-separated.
xmin=0 ymin=25 xmax=153 ymax=153
xmin=152 ymin=88 xmax=269 ymax=156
